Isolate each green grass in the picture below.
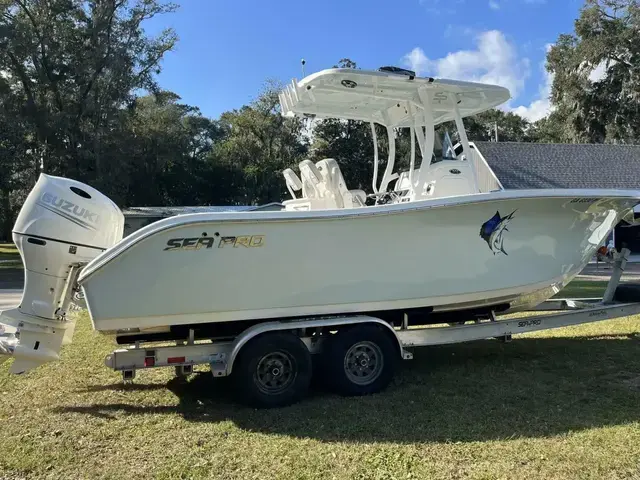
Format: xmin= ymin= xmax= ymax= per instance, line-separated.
xmin=1 ymin=311 xmax=640 ymax=479
xmin=0 ymin=243 xmax=18 ymax=255
xmin=554 ymin=280 xmax=608 ymax=299
xmin=0 ymin=242 xmax=22 ymax=269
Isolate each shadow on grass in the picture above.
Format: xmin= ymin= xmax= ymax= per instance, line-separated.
xmin=78 ymin=382 xmax=170 ymax=393
xmin=57 ymin=334 xmax=640 ymax=443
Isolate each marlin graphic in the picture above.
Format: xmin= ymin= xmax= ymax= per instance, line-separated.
xmin=479 ymin=210 xmax=516 ymax=255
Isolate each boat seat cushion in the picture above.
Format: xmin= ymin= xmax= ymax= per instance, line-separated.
xmin=316 ymin=158 xmax=366 ymax=208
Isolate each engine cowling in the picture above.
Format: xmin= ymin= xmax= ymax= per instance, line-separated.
xmin=13 ymin=173 xmax=124 ymax=250
xmin=12 ymin=173 xmax=124 ymax=319
xmin=1 ymin=173 xmax=124 ymax=373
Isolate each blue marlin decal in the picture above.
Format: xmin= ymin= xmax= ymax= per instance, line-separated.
xmin=480 ymin=210 xmax=516 ymax=255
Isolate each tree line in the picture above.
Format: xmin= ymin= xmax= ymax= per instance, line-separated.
xmin=0 ymin=0 xmax=637 ymax=239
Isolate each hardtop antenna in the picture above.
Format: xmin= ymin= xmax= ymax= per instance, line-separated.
xmin=301 ymin=58 xmax=306 ymax=77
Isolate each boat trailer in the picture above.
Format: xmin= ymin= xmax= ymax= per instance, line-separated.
xmin=101 ymin=248 xmax=640 ymax=408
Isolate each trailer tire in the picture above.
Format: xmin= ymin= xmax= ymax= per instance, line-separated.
xmin=232 ymin=332 xmax=312 ymax=408
xmin=324 ymin=325 xmax=398 ymax=397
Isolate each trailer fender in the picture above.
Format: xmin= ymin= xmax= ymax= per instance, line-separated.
xmin=225 ymin=315 xmax=406 ymax=376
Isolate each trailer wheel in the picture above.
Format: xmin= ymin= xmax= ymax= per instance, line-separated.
xmin=232 ymin=332 xmax=312 ymax=408
xmin=324 ymin=325 xmax=398 ymax=397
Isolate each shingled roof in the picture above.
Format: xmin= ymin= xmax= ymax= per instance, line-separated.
xmin=474 ymin=142 xmax=640 ymax=190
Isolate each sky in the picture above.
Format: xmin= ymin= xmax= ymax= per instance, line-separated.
xmin=144 ymin=0 xmax=587 ymax=122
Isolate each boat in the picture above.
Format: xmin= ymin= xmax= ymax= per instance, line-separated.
xmin=2 ymin=66 xmax=640 ymax=376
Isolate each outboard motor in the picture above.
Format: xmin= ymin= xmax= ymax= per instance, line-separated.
xmin=0 ymin=174 xmax=123 ymax=373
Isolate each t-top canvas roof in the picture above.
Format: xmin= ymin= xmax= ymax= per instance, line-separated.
xmin=279 ymin=67 xmax=511 ymax=127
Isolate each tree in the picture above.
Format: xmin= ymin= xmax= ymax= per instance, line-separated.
xmin=546 ymin=0 xmax=640 ymax=143
xmin=214 ymin=82 xmax=309 ymax=204
xmin=527 ymin=112 xmax=570 ymax=143
xmin=0 ymin=89 xmax=34 ymax=239
xmin=310 ymin=59 xmax=409 ymax=192
xmin=0 ymin=0 xmax=179 ymax=237
xmin=462 ymin=109 xmax=532 ymax=142
xmin=112 ymin=91 xmax=222 ymax=206
xmin=0 ymin=0 xmax=178 ymax=188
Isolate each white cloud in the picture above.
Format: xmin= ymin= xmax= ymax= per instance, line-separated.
xmin=511 ymin=70 xmax=553 ymax=121
xmin=511 ymin=44 xmax=554 ymax=121
xmin=402 ymin=30 xmax=530 ymax=102
xmin=589 ymin=62 xmax=607 ymax=82
xmin=403 ymin=48 xmax=431 ymax=78
xmin=588 ymin=60 xmax=615 ymax=82
xmin=401 ymin=31 xmax=562 ymax=122
xmin=489 ymin=0 xmax=500 ymax=9
xmin=576 ymin=59 xmax=615 ymax=83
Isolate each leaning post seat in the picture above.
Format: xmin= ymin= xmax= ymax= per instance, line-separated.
xmin=298 ymin=160 xmax=326 ymax=199
xmin=316 ymin=158 xmax=366 ymax=208
xmin=315 ymin=159 xmax=345 ymax=208
xmin=299 ymin=159 xmax=342 ymax=208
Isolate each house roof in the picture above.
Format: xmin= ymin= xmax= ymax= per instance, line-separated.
xmin=475 ymin=142 xmax=640 ymax=190
xmin=122 ymin=202 xmax=283 ymax=218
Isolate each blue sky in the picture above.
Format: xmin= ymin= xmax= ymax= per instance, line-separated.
xmin=145 ymin=0 xmax=585 ymax=121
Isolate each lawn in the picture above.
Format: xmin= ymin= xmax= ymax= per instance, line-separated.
xmin=553 ymin=279 xmax=608 ymax=299
xmin=0 ymin=242 xmax=21 ymax=269
xmin=1 ymin=308 xmax=640 ymax=479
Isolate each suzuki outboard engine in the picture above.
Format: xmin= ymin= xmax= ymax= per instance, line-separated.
xmin=0 ymin=174 xmax=123 ymax=373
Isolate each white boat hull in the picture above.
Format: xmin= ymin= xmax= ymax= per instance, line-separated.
xmin=78 ymin=190 xmax=638 ymax=332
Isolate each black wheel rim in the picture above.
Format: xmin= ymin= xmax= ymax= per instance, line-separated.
xmin=255 ymin=351 xmax=297 ymax=395
xmin=344 ymin=341 xmax=384 ymax=386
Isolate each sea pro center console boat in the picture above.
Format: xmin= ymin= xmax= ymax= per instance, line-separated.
xmin=2 ymin=66 xmax=640 ymax=407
